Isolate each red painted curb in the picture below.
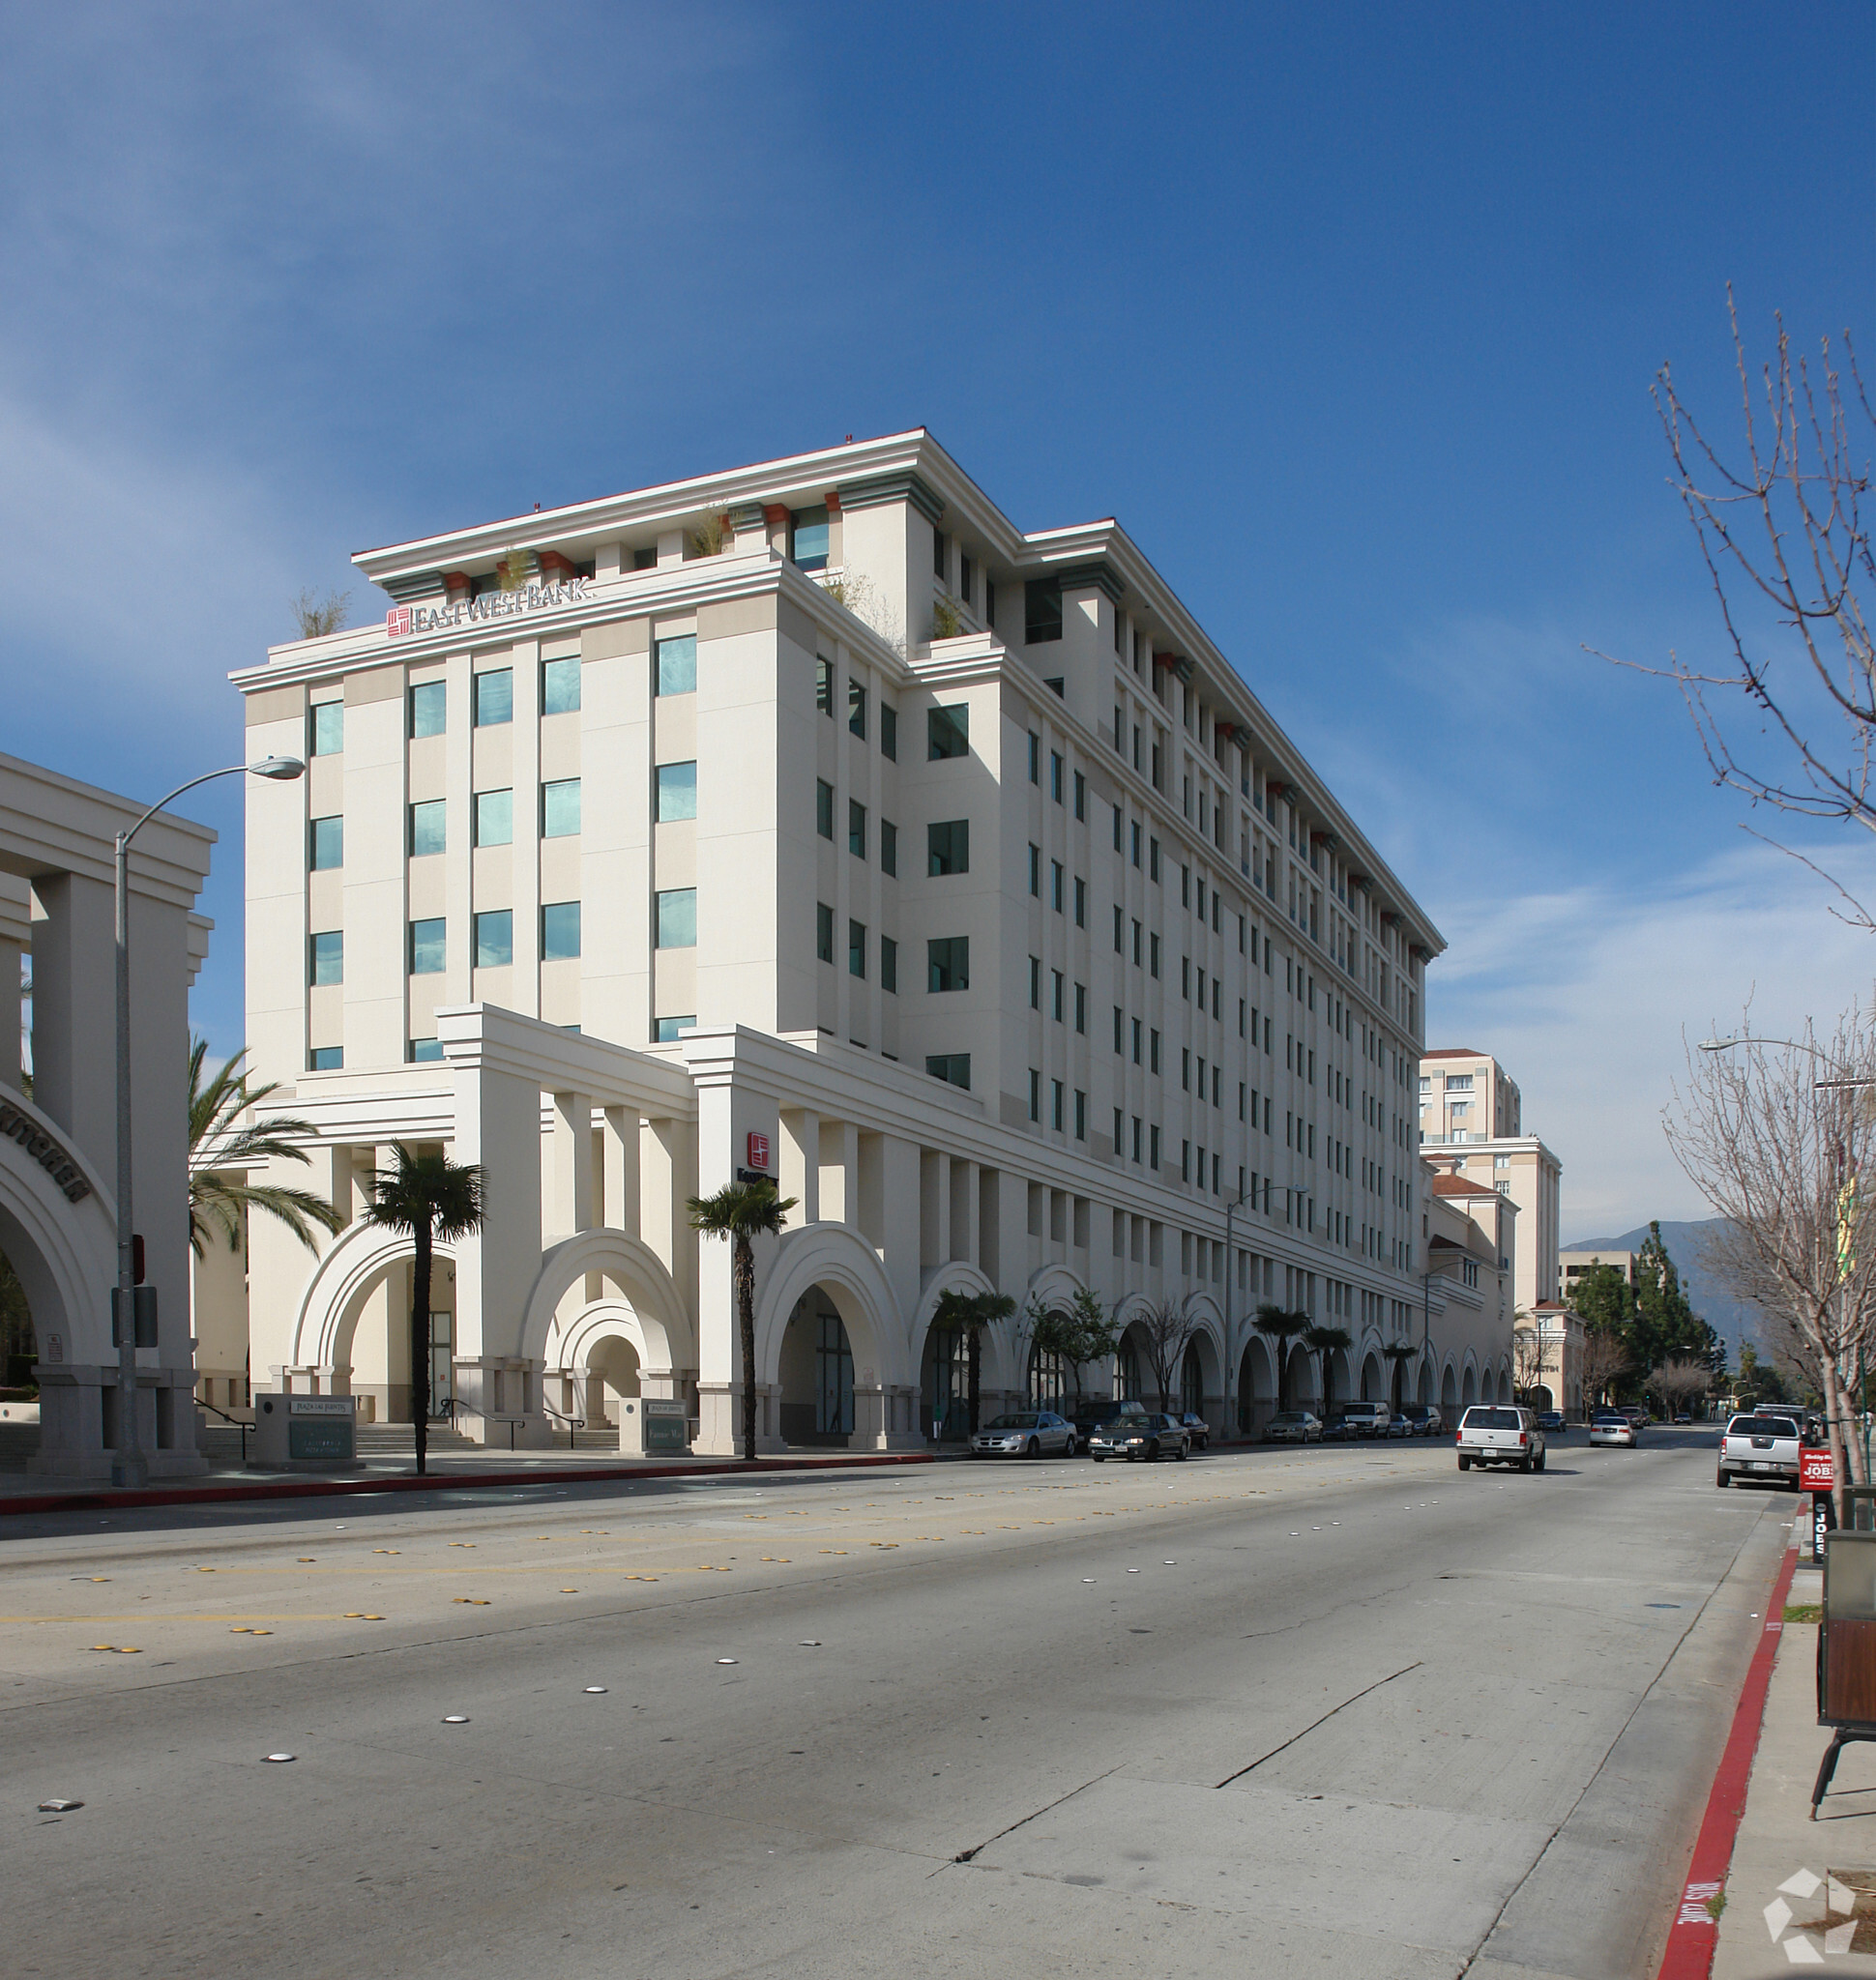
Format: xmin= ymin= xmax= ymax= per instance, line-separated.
xmin=1656 ymin=1541 xmax=1801 ymax=1980
xmin=0 ymin=1450 xmax=937 ymax=1519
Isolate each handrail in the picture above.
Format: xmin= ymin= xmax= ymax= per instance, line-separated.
xmin=196 ymin=1395 xmax=250 ymax=1465
xmin=541 ymin=1398 xmax=585 ymax=1451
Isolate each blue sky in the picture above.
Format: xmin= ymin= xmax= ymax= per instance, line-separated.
xmin=4 ymin=2 xmax=1871 ymax=1237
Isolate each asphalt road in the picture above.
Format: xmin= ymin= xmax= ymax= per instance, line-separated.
xmin=3 ymin=1428 xmax=1791 ymax=1979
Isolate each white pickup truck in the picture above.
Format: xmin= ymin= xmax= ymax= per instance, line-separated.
xmin=1455 ymin=1405 xmax=1546 ymax=1473
xmin=1715 ymin=1412 xmax=1803 ymax=1490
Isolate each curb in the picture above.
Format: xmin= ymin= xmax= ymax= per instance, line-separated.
xmin=1656 ymin=1540 xmax=1801 ymax=1980
xmin=0 ymin=1450 xmax=938 ymax=1518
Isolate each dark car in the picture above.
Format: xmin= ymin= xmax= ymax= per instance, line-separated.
xmin=1321 ymin=1412 xmax=1360 ymax=1442
xmin=1176 ymin=1412 xmax=1211 ymax=1451
xmin=1070 ymin=1398 xmax=1148 ymax=1454
xmin=1088 ymin=1412 xmax=1190 ymax=1463
xmin=1397 ymin=1404 xmax=1442 ymax=1438
xmin=1536 ymin=1411 xmax=1566 ymax=1433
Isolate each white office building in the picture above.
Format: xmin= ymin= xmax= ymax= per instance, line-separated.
xmin=224 ymin=430 xmax=1447 ymax=1452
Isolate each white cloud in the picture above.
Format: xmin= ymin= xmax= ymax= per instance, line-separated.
xmin=1426 ymin=836 xmax=1876 ymax=1236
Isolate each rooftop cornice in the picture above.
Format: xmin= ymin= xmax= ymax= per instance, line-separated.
xmin=0 ymin=751 xmax=217 ymax=906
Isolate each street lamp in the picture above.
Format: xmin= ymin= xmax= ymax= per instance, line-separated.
xmin=1698 ymin=1035 xmax=1875 ymax=1093
xmin=110 ymin=755 xmax=304 ymax=1487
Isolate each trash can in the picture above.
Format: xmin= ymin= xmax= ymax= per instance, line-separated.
xmin=251 ymin=1393 xmax=358 ymax=1470
xmin=1811 ymin=1529 xmax=1876 ymax=1816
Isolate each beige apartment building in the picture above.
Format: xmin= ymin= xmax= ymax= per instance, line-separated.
xmin=215 ymin=430 xmax=1454 ymax=1453
xmin=1559 ymin=1248 xmax=1639 ymax=1302
xmin=1419 ymin=1047 xmax=1562 ymax=1315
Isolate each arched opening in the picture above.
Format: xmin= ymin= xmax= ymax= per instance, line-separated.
xmin=1441 ymin=1362 xmax=1458 ymax=1410
xmin=1180 ymin=1341 xmax=1206 ymax=1416
xmin=1461 ymin=1365 xmax=1478 ymax=1407
xmin=922 ymin=1319 xmax=971 ymax=1442
xmin=1499 ymin=1371 xmax=1512 ymax=1405
xmin=1117 ymin=1330 xmax=1144 ymax=1403
xmin=1416 ymin=1358 xmax=1434 ymax=1406
xmin=1360 ymin=1352 xmax=1384 ymax=1403
xmin=586 ymin=1335 xmax=640 ymax=1426
xmin=1326 ymin=1347 xmax=1353 ymax=1409
xmin=1029 ymin=1335 xmax=1071 ymax=1413
xmin=331 ymin=1255 xmax=458 ymax=1426
xmin=1238 ymin=1336 xmax=1274 ymax=1433
xmin=1531 ymin=1383 xmax=1555 ymax=1414
xmin=778 ymin=1288 xmax=854 ymax=1446
xmin=1289 ymin=1341 xmax=1317 ymax=1412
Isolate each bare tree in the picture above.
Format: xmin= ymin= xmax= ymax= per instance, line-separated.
xmin=291 ymin=588 xmax=351 ymax=638
xmin=1134 ymin=1300 xmax=1198 ymax=1413
xmin=1666 ymin=1009 xmax=1876 ymax=1520
xmin=1511 ymin=1311 xmax=1546 ymax=1407
xmin=1599 ymin=296 xmax=1876 ymax=922
xmin=1577 ymin=1325 xmax=1631 ymax=1414
xmin=1649 ymin=1357 xmax=1715 ymax=1419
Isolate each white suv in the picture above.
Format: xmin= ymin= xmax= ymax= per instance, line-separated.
xmin=1338 ymin=1401 xmax=1392 ymax=1439
xmin=1456 ymin=1405 xmax=1546 ymax=1473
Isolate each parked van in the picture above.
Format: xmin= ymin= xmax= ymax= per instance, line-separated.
xmin=1338 ymin=1402 xmax=1392 ymax=1439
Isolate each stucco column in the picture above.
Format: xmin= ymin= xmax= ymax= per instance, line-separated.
xmin=25 ymin=871 xmax=116 ymax=1173
xmin=921 ymin=1148 xmax=952 ymax=1269
xmin=452 ymin=1057 xmax=546 ymax=1446
xmin=780 ymin=1108 xmax=820 ymax=1224
xmin=601 ymin=1106 xmax=640 ymax=1234
xmin=818 ymin=1118 xmax=859 ymax=1226
xmin=952 ymin=1158 xmax=979 ymax=1268
xmin=549 ymin=1091 xmax=595 ymax=1238
xmin=876 ymin=1134 xmax=923 ymax=1324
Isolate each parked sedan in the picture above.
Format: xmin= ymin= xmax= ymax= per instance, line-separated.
xmin=971 ymin=1411 xmax=1077 ymax=1459
xmin=1588 ymin=1412 xmax=1636 ymax=1447
xmin=1089 ymin=1412 xmax=1190 ymax=1462
xmin=1176 ymin=1412 xmax=1211 ymax=1451
xmin=1397 ymin=1404 xmax=1442 ymax=1438
xmin=1536 ymin=1411 xmax=1566 ymax=1433
xmin=1263 ymin=1411 xmax=1323 ymax=1443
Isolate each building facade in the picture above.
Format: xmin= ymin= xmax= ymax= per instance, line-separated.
xmin=225 ymin=432 xmax=1456 ymax=1452
xmin=1419 ymin=1048 xmax=1563 ymax=1313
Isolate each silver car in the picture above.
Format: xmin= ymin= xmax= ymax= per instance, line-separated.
xmin=1088 ymin=1412 xmax=1190 ymax=1463
xmin=1263 ymin=1411 xmax=1324 ymax=1443
xmin=971 ymin=1411 xmax=1076 ymax=1459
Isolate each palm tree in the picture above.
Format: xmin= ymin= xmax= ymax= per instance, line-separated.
xmin=363 ymin=1147 xmax=485 ymax=1475
xmin=188 ymin=1038 xmax=346 ymax=1257
xmin=1304 ymin=1324 xmax=1354 ymax=1414
xmin=1384 ymin=1342 xmax=1417 ymax=1414
xmin=689 ymin=1179 xmax=797 ymax=1463
xmin=1253 ymin=1303 xmax=1310 ymax=1412
xmin=931 ymin=1287 xmax=1013 ymax=1436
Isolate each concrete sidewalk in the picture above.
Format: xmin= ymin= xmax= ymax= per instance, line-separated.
xmin=1715 ymin=1558 xmax=1876 ymax=1974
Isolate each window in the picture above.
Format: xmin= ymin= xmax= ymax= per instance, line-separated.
xmin=1150 ymin=836 xmax=1160 ymax=882
xmin=1150 ymin=1028 xmax=1160 ymax=1074
xmin=1131 ymin=820 xmax=1142 ymax=866
xmin=1052 ymin=1079 xmax=1065 ymax=1131
xmin=1029 ymin=1068 xmax=1041 ymax=1121
xmin=1073 ymin=771 xmax=1086 ymax=821
xmin=927 ymin=819 xmax=969 ymax=875
xmin=1150 ymin=1125 xmax=1160 ymax=1170
xmin=927 ymin=937 xmax=970 ymax=991
xmin=1073 ymin=876 xmax=1086 ymax=927
xmin=1074 ymin=1089 xmax=1087 ymax=1140
xmin=1025 ymin=578 xmax=1063 ymax=644
xmin=1051 ymin=859 xmax=1064 ymax=911
xmin=409 ymin=1037 xmax=443 ymax=1063
xmin=474 ymin=669 xmax=513 ymax=726
xmin=849 ymin=800 xmax=866 ymax=859
xmin=848 ymin=919 xmax=866 ymax=978
xmin=881 ymin=936 xmax=897 ymax=993
xmin=880 ymin=704 xmax=897 ymax=761
xmin=1132 ymin=917 xmax=1142 ymax=966
xmin=984 ymin=577 xmax=996 ymax=626
xmin=656 ymin=761 xmax=697 ymax=822
xmin=1052 ymin=969 xmax=1065 ymax=1021
xmin=815 ymin=656 xmax=834 ymax=714
xmin=928 ymin=704 xmax=969 ymax=759
xmin=474 ymin=910 xmax=513 ymax=969
xmin=656 ymin=634 xmax=696 ymax=697
xmin=309 ymin=930 xmax=342 ymax=986
xmin=308 ymin=701 xmax=343 ymax=757
xmin=816 ymin=902 xmax=834 ymax=963
xmin=1182 ymin=1047 xmax=1190 ymax=1092
xmin=656 ymin=888 xmax=697 ymax=948
xmin=1150 ymin=931 xmax=1161 ymax=976
xmin=933 ymin=528 xmax=948 ymax=579
xmin=409 ymin=917 xmax=446 ymax=975
xmin=541 ymin=901 xmax=580 ymax=961
xmin=541 ymin=655 xmax=580 ymax=715
xmin=1028 ymin=732 xmax=1041 ymax=783
xmin=408 ymin=801 xmax=446 ymax=859
xmin=474 ymin=789 xmax=513 ymax=847
xmin=1050 ymin=750 xmax=1064 ymax=801
xmin=541 ymin=778 xmax=581 ymax=837
xmin=655 ymin=1016 xmax=695 ymax=1043
xmin=881 ymin=819 xmax=897 ymax=876
xmin=792 ymin=506 xmax=830 ymax=571
xmin=927 ymin=1053 xmax=971 ymax=1090
xmin=1074 ymin=982 xmax=1087 ymax=1034
xmin=847 ymin=678 xmax=866 ymax=738
xmin=310 ymin=815 xmax=343 ymax=870
xmin=958 ymin=551 xmax=974 ymax=601
xmin=1113 ymin=1005 xmax=1125 ymax=1052
xmin=409 ymin=681 xmax=446 ymax=738
xmin=816 ymin=779 xmax=835 ymax=840
xmin=1113 ymin=904 xmax=1125 ymax=954
xmin=1132 ymin=1016 xmax=1142 ymax=1063
xmin=1030 ymin=956 xmax=1041 ymax=1010
xmin=309 ymin=1047 xmax=343 ymax=1071
xmin=1029 ymin=844 xmax=1041 ymax=896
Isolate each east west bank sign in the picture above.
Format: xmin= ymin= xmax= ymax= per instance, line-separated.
xmin=387 ymin=579 xmax=589 ymax=639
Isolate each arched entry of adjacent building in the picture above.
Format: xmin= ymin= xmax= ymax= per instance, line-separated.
xmin=1530 ymin=1383 xmax=1555 ymax=1414
xmin=1461 ymin=1364 xmax=1478 ymax=1408
xmin=1238 ymin=1335 xmax=1275 ymax=1434
xmin=778 ymin=1289 xmax=857 ymax=1446
xmin=1360 ymin=1352 xmax=1384 ymax=1403
xmin=1441 ymin=1361 xmax=1458 ymax=1411
xmin=1416 ymin=1357 xmax=1434 ymax=1406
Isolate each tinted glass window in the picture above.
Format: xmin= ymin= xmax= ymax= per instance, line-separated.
xmin=927 ymin=820 xmax=969 ymax=875
xmin=474 ymin=910 xmax=513 ymax=969
xmin=657 ymin=888 xmax=697 ymax=948
xmin=1465 ymin=1409 xmax=1521 ymax=1430
xmin=928 ymin=704 xmax=969 ymax=760
xmin=542 ymin=655 xmax=580 ymax=715
xmin=309 ymin=815 xmax=343 ymax=869
xmin=541 ymin=778 xmax=581 ymax=837
xmin=310 ymin=702 xmax=343 ymax=755
xmin=656 ymin=762 xmax=697 ymax=822
xmin=1730 ymin=1416 xmax=1799 ymax=1437
xmin=409 ymin=917 xmax=446 ymax=975
xmin=656 ymin=635 xmax=696 ymax=696
xmin=409 ymin=681 xmax=446 ymax=738
xmin=474 ymin=670 xmax=513 ymax=726
xmin=474 ymin=790 xmax=512 ymax=847
xmin=409 ymin=800 xmax=446 ymax=858
xmin=541 ymin=901 xmax=580 ymax=961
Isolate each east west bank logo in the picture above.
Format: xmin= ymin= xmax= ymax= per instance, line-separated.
xmin=386 ymin=579 xmax=589 ymax=639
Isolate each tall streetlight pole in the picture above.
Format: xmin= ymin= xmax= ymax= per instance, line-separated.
xmin=110 ymin=756 xmax=304 ymax=1488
